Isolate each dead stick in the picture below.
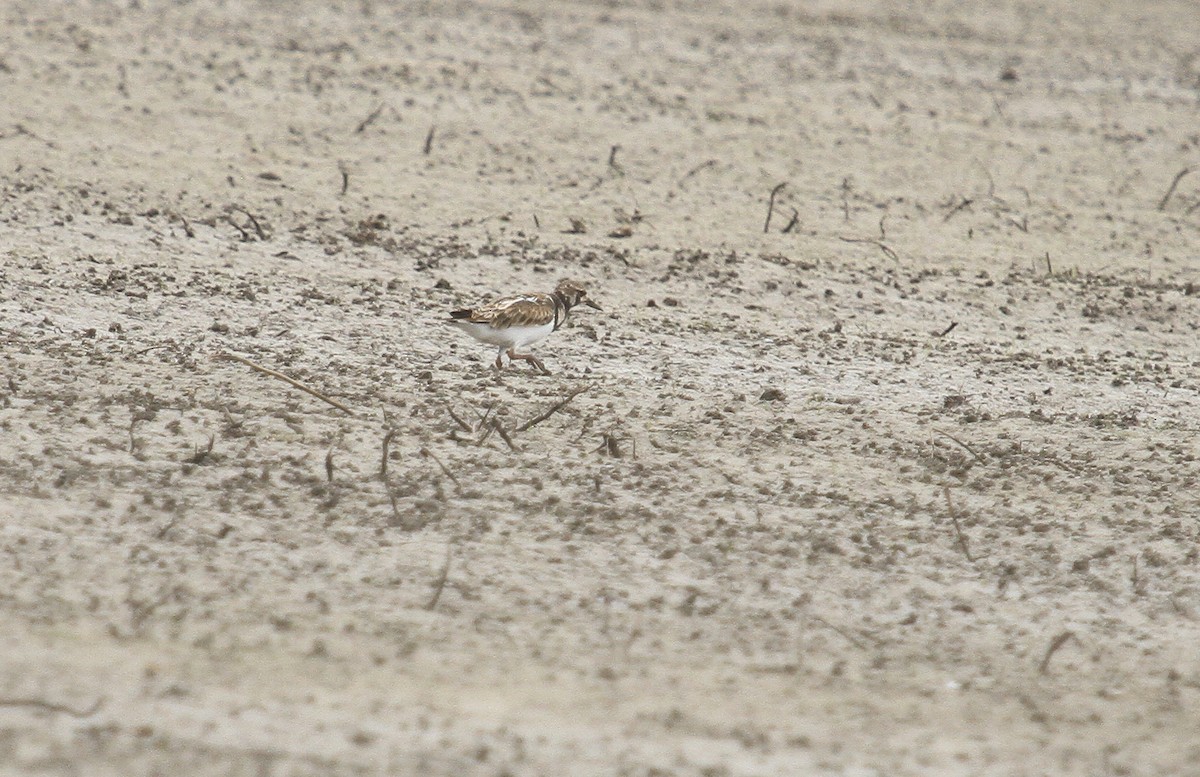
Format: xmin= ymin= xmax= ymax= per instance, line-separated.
xmin=942 ymin=197 xmax=974 ymax=222
xmin=942 ymin=486 xmax=976 ymax=562
xmin=447 ymin=407 xmax=473 ymax=432
xmin=419 ymin=446 xmax=459 ymax=487
xmin=781 ymin=207 xmax=800 ymax=234
xmin=383 ymin=476 xmax=403 ymax=526
xmin=0 ymin=696 xmax=105 ymax=717
xmin=1157 ymin=167 xmax=1192 ymax=211
xmin=936 ymin=321 xmax=959 ymax=337
xmin=423 ymin=125 xmax=436 ymax=155
xmin=424 ymin=545 xmax=453 ymax=610
xmin=188 ymin=434 xmax=215 ymax=465
xmin=515 ymin=384 xmax=592 ymax=432
xmin=935 ymin=429 xmax=984 ymax=462
xmin=1038 ymin=631 xmax=1076 ymax=674
xmin=493 ymin=420 xmax=520 ymax=451
xmin=763 ymin=183 xmax=786 ymax=233
xmin=339 ymin=166 xmax=349 ymax=196
xmin=233 ymin=207 xmax=266 ymax=240
xmin=225 ymin=215 xmax=250 ymax=241
xmin=355 ymin=102 xmax=385 ymax=134
xmin=175 ymin=212 xmax=195 ymax=238
xmin=381 ymin=428 xmax=396 ymax=477
xmin=11 ymin=124 xmax=57 ymax=148
xmin=678 ymin=159 xmax=716 ymax=187
xmin=216 ymin=351 xmax=353 ymax=414
xmin=475 ymin=422 xmax=496 ymax=447
xmin=838 ymin=236 xmax=898 ymax=262
xmin=810 ymin=614 xmax=876 ymax=649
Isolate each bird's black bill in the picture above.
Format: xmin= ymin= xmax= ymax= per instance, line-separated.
xmin=584 ymin=299 xmax=602 ymax=311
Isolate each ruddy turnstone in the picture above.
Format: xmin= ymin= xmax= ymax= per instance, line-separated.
xmin=448 ymin=279 xmax=601 ymax=374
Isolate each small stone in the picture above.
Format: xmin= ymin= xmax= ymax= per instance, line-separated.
xmin=759 ymin=387 xmax=785 ymax=402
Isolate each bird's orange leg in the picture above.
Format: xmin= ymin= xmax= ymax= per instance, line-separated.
xmin=506 ymin=348 xmax=549 ymax=375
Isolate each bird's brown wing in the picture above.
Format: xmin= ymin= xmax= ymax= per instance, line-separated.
xmin=455 ymin=294 xmax=555 ymax=327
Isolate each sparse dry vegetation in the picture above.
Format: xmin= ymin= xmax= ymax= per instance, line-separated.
xmin=1 ymin=1 xmax=1199 ymax=775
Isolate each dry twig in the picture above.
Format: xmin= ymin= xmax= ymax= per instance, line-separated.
xmin=678 ymin=159 xmax=716 ymax=187
xmin=838 ymin=235 xmax=898 ymax=262
xmin=1038 ymin=631 xmax=1077 ymax=674
xmin=380 ymin=428 xmax=396 ymax=477
xmin=493 ymin=420 xmax=520 ymax=451
xmin=174 ymin=211 xmax=195 ymax=238
xmin=225 ymin=215 xmax=250 ymax=241
xmin=810 ymin=613 xmax=879 ymax=649
xmin=232 ymin=207 xmax=266 ymax=240
xmin=447 ymin=407 xmax=473 ymax=432
xmin=942 ymin=196 xmax=974 ymax=222
xmin=0 ymin=696 xmax=105 ymax=718
xmin=382 ymin=476 xmax=404 ymax=527
xmin=942 ymin=486 xmax=977 ymax=562
xmin=355 ymin=102 xmax=385 ymax=134
xmin=516 ymin=384 xmax=592 ymax=432
xmin=935 ymin=429 xmax=984 ymax=463
xmin=188 ymin=434 xmax=215 ymax=465
xmin=216 ymin=351 xmax=353 ymax=414
xmin=425 ymin=545 xmax=453 ymax=610
xmin=419 ymin=447 xmax=459 ymax=487
xmin=608 ymin=144 xmax=622 ymax=171
xmin=781 ymin=207 xmax=800 ymax=234
xmin=763 ymin=183 xmax=786 ymax=233
xmin=1157 ymin=167 xmax=1192 ymax=211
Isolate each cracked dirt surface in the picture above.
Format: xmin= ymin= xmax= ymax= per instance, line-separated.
xmin=2 ymin=1 xmax=1200 ymax=775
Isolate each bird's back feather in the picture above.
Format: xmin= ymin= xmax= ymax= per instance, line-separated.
xmin=448 ymin=293 xmax=556 ymax=328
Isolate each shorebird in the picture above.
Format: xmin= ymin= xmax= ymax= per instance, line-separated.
xmin=448 ymin=279 xmax=601 ymax=374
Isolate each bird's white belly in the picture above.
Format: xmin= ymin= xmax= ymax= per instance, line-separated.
xmin=453 ymin=320 xmax=554 ymax=349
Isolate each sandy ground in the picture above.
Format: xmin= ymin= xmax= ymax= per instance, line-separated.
xmin=2 ymin=1 xmax=1200 ymax=774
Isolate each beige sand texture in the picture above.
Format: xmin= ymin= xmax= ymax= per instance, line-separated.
xmin=2 ymin=0 xmax=1200 ymax=774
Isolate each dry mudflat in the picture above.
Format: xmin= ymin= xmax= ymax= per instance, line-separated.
xmin=2 ymin=1 xmax=1200 ymax=775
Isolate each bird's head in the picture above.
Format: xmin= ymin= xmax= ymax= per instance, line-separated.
xmin=555 ymin=279 xmax=602 ymax=311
